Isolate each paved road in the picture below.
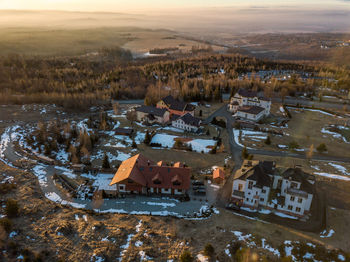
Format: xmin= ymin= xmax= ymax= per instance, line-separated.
xmin=273 ymin=97 xmax=349 ymax=111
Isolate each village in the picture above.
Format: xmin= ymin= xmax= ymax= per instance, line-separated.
xmin=1 ymin=86 xmax=350 ymax=261
xmin=1 ymin=88 xmax=350 ymax=220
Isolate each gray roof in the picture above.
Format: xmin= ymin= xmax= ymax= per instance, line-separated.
xmin=282 ymin=168 xmax=314 ymax=194
xmin=161 ymin=95 xmax=195 ymax=112
xmin=178 ymin=113 xmax=201 ymax=127
xmin=136 ymin=105 xmax=168 ymax=117
xmin=238 ymin=106 xmax=265 ymax=115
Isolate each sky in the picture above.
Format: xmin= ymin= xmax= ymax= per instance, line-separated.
xmin=0 ymin=0 xmax=349 ymax=12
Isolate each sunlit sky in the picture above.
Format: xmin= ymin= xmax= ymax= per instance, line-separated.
xmin=0 ymin=0 xmax=349 ymax=12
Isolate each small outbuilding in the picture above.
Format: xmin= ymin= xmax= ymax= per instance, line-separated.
xmin=115 ymin=128 xmax=134 ymax=136
xmin=213 ymin=167 xmax=225 ymax=184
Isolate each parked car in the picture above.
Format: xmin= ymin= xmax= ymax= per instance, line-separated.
xmin=194 ymin=189 xmax=206 ymax=195
xmin=192 ymin=180 xmax=204 ymax=186
xmin=225 ymin=203 xmax=241 ymax=211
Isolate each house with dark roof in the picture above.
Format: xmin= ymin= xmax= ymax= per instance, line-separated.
xmin=235 ymin=106 xmax=266 ymax=121
xmin=171 ymin=113 xmax=202 ymax=132
xmin=228 ymin=88 xmax=271 ymax=121
xmin=109 ymin=154 xmax=191 ymax=195
xmin=231 ymin=160 xmax=314 ymax=217
xmin=135 ymin=105 xmax=170 ymax=124
xmin=157 ymin=95 xmax=196 ymax=117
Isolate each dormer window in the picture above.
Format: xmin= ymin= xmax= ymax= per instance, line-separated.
xmin=173 ymin=180 xmax=181 ymax=186
xmin=154 ymin=179 xmax=161 ymax=185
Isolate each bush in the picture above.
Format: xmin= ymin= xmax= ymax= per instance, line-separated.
xmin=0 ymin=217 xmax=13 ymax=233
xmin=288 ymin=141 xmax=299 ymax=150
xmin=203 ymin=243 xmax=215 ymax=257
xmin=132 ymin=140 xmax=137 ymax=148
xmin=316 ymin=143 xmax=327 ymax=153
xmin=0 ymin=183 xmax=16 ymax=194
xmin=265 ymin=136 xmax=271 ymax=145
xmin=5 ymin=199 xmax=19 ymax=218
xmin=180 ymin=250 xmax=194 ymax=262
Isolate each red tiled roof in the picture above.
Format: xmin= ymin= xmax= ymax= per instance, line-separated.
xmin=213 ymin=168 xmax=225 ymax=180
xmin=110 ymin=154 xmax=190 ymax=190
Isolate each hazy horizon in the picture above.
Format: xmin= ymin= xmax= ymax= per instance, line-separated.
xmin=0 ymin=0 xmax=350 ymax=13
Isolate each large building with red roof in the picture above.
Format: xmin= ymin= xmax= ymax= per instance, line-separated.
xmin=109 ymin=154 xmax=191 ymax=195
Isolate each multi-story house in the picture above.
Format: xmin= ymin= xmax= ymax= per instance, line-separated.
xmin=171 ymin=113 xmax=202 ymax=132
xmin=228 ymin=89 xmax=271 ymax=121
xmin=231 ymin=160 xmax=315 ymax=218
xmin=157 ymin=95 xmax=196 ymax=117
xmin=109 ymin=154 xmax=191 ymax=196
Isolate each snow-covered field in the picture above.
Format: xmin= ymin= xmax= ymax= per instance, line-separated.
xmin=150 ymin=133 xmax=216 ymax=153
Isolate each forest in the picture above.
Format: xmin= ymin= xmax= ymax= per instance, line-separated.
xmin=0 ymin=48 xmax=349 ymax=110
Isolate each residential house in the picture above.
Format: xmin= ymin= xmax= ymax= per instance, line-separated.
xmin=228 ymin=89 xmax=271 ymax=121
xmin=135 ymin=105 xmax=170 ymax=124
xmin=109 ymin=154 xmax=191 ymax=195
xmin=171 ymin=113 xmax=202 ymax=132
xmin=157 ymin=95 xmax=196 ymax=117
xmin=231 ymin=160 xmax=314 ymax=217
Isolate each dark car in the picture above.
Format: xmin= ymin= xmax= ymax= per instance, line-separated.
xmin=225 ymin=203 xmax=241 ymax=211
xmin=192 ymin=180 xmax=205 ymax=186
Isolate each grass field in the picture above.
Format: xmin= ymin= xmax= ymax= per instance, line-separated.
xmin=0 ymin=26 xmax=223 ymax=57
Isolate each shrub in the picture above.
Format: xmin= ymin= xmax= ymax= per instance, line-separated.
xmin=316 ymin=143 xmax=327 ymax=153
xmin=0 ymin=183 xmax=16 ymax=194
xmin=242 ymin=146 xmax=249 ymax=159
xmin=5 ymin=199 xmax=19 ymax=218
xmin=0 ymin=218 xmax=13 ymax=233
xmin=132 ymin=140 xmax=137 ymax=148
xmin=288 ymin=141 xmax=299 ymax=150
xmin=144 ymin=131 xmax=151 ymax=145
xmin=180 ymin=250 xmax=193 ymax=262
xmin=203 ymin=243 xmax=215 ymax=257
xmin=265 ymin=136 xmax=271 ymax=145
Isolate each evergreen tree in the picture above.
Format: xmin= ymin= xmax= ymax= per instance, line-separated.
xmin=102 ymin=153 xmax=110 ymax=169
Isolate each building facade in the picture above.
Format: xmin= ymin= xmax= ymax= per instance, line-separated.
xmin=171 ymin=113 xmax=201 ymax=132
xmin=228 ymin=89 xmax=271 ymax=121
xmin=109 ymin=154 xmax=191 ymax=196
xmin=231 ymin=160 xmax=314 ymax=217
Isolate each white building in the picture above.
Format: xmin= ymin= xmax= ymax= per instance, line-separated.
xmin=228 ymin=89 xmax=271 ymax=121
xmin=171 ymin=113 xmax=201 ymax=132
xmin=231 ymin=160 xmax=314 ymax=218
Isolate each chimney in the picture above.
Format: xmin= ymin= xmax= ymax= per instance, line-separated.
xmin=147 ymin=160 xmax=150 ymax=166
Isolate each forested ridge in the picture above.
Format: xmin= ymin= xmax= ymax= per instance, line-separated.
xmin=0 ymin=49 xmax=349 ymax=109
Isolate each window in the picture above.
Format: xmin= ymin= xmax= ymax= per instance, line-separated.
xmin=149 ymin=167 xmax=153 ymax=171
xmin=296 ymin=207 xmax=301 ymax=212
xmin=262 ymin=189 xmax=266 ymax=193
xmin=288 ymin=205 xmax=293 ymax=211
xmin=254 ymin=200 xmax=257 ymax=204
xmin=246 ymin=198 xmax=249 ymax=201
xmin=291 ymin=182 xmax=298 ymax=189
xmin=290 ymin=196 xmax=295 ymax=201
xmin=238 ymin=184 xmax=243 ymax=191
xmin=255 ymin=191 xmax=258 ymax=195
xmin=298 ymin=198 xmax=303 ymax=203
xmin=260 ymin=198 xmax=264 ymax=202
xmin=173 ymin=181 xmax=181 ymax=186
xmin=128 ymin=179 xmax=134 ymax=184
xmin=248 ymin=181 xmax=253 ymax=189
xmin=154 ymin=179 xmax=161 ymax=185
